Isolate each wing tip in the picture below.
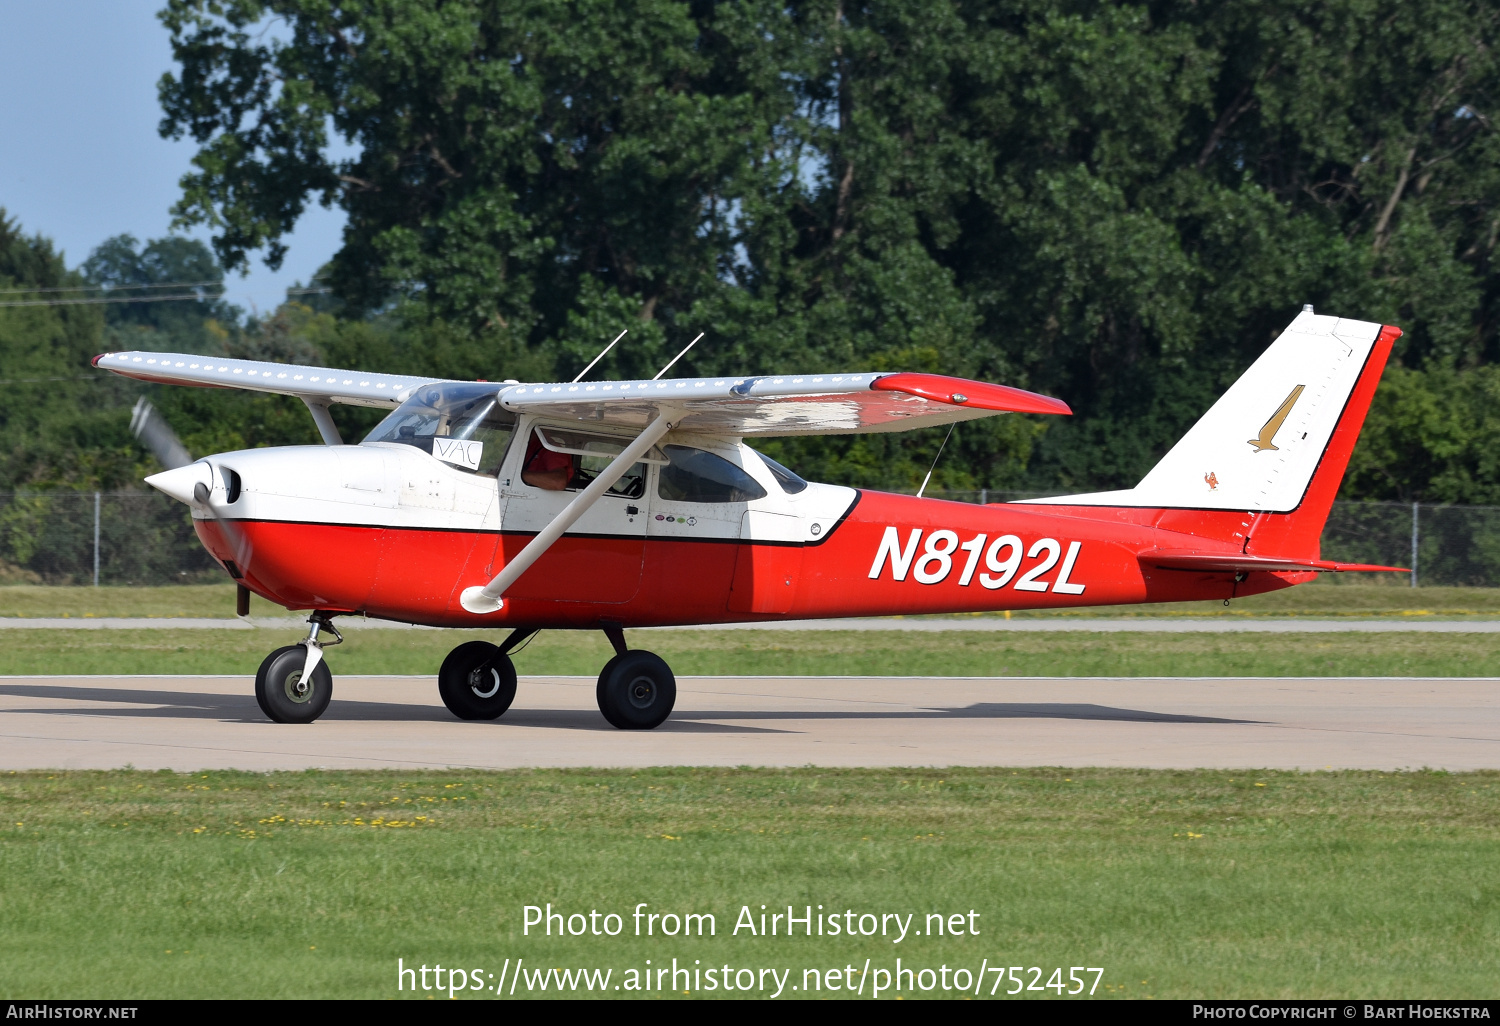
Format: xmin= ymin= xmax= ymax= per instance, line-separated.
xmin=872 ymin=372 xmax=1071 ymax=416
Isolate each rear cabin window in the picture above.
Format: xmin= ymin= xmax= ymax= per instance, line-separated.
xmin=657 ymin=445 xmax=767 ymax=504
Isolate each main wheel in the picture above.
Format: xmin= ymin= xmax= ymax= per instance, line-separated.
xmin=596 ymin=650 xmax=676 ymax=730
xmin=254 ymin=645 xmax=333 ymax=724
xmin=438 ymin=641 xmax=517 ymax=720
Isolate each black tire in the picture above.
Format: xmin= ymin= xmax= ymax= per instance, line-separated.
xmin=438 ymin=640 xmax=517 ymax=721
xmin=596 ymin=650 xmax=676 ymax=730
xmin=254 ymin=645 xmax=333 ymax=724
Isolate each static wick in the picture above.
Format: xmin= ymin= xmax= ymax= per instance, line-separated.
xmin=916 ymin=422 xmax=958 ymax=500
xmin=652 ymin=332 xmax=706 ymax=380
xmin=572 ymin=329 xmax=628 ymax=383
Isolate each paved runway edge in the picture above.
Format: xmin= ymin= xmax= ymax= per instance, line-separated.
xmin=1 ymin=674 xmax=1497 ymax=771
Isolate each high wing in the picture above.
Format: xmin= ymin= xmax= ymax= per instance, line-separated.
xmin=94 ymin=350 xmax=1070 ymax=436
xmin=496 ymin=369 xmax=1068 ymax=435
xmin=93 ymin=350 xmax=445 ymax=408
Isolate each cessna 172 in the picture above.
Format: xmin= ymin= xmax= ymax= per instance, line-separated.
xmin=97 ymin=306 xmax=1402 ymax=729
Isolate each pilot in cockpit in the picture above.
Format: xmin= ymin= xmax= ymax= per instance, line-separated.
xmin=520 ymin=429 xmax=576 ymax=491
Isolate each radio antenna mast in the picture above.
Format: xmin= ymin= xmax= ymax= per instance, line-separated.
xmin=571 ymin=329 xmax=628 ymax=383
xmin=915 ymin=423 xmax=957 ymax=499
xmin=652 ymin=332 xmax=705 ymax=380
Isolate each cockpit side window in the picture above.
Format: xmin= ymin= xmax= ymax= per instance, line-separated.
xmin=362 ymin=384 xmax=515 ymax=476
xmin=519 ymin=428 xmax=647 ymax=499
xmin=657 ymin=445 xmax=768 ymax=503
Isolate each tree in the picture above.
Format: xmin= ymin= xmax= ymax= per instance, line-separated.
xmin=0 ymin=210 xmax=144 ymax=489
xmin=155 ymin=0 xmax=1500 ymax=494
xmin=81 ymin=234 xmax=239 ymax=349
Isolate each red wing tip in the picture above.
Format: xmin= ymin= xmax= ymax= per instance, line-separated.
xmin=91 ymin=353 xmax=107 ymax=367
xmin=872 ymin=372 xmax=1070 ymax=416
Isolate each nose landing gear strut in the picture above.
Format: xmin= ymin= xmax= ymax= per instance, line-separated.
xmin=253 ymin=612 xmax=341 ymax=724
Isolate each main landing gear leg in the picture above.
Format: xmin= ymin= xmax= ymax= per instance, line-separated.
xmin=254 ymin=612 xmax=340 ymax=724
xmin=595 ymin=624 xmax=676 ymax=730
xmin=437 ymin=628 xmax=529 ymax=721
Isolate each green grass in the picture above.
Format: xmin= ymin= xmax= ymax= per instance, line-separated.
xmin=2 ymin=583 xmax=1499 ymax=620
xmin=1 ymin=768 xmax=1496 ymax=999
xmin=0 ymin=627 xmax=1498 ymax=677
xmin=0 ymin=584 xmax=281 ymax=619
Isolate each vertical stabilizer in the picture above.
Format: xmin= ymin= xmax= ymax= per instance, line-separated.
xmin=1022 ymin=309 xmax=1398 ymax=516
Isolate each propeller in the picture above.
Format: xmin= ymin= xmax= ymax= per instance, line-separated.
xmin=133 ymin=402 xmax=255 ymax=615
xmin=147 ymin=461 xmax=254 ymax=591
xmin=129 ymin=398 xmax=193 ymax=470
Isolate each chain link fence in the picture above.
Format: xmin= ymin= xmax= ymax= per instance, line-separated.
xmin=0 ymin=491 xmax=220 ymax=586
xmin=0 ymin=490 xmax=1495 ymax=587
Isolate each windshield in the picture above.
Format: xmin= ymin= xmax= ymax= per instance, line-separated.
xmin=362 ymin=383 xmax=516 ymax=476
xmin=750 ymin=447 xmax=809 ymax=494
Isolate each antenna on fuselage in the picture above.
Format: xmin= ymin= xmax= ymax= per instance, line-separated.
xmin=571 ymin=329 xmax=628 ymax=383
xmin=652 ymin=332 xmax=705 ymax=380
xmin=915 ymin=422 xmax=957 ymax=500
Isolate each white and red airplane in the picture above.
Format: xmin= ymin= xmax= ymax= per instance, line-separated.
xmin=96 ymin=306 xmax=1402 ymax=729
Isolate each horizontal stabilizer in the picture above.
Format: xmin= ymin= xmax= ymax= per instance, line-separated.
xmin=1140 ymin=549 xmax=1407 ymax=575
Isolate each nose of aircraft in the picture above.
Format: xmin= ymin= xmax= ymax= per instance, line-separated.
xmin=145 ymin=461 xmax=214 ymax=508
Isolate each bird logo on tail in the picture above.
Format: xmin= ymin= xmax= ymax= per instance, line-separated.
xmin=1249 ymin=384 xmax=1305 ymax=452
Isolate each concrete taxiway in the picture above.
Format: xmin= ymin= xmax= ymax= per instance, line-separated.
xmin=0 ymin=674 xmax=1496 ymax=771
xmin=2 ymin=618 xmax=1500 ymax=633
xmin=0 ymin=617 xmax=1497 ymax=631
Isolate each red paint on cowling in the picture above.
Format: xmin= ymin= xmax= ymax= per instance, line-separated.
xmin=872 ymin=372 xmax=1071 ymax=416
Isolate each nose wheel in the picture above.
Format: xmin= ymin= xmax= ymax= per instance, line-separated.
xmin=255 ymin=613 xmax=341 ymax=723
xmin=254 ymin=645 xmax=333 ymax=723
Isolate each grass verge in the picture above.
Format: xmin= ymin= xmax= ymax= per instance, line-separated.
xmin=2 ymin=583 xmax=1500 ymax=620
xmin=1 ymin=767 xmax=1496 ymax=999
xmin=0 ymin=627 xmax=1496 ymax=677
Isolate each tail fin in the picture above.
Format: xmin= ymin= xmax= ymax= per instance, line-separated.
xmin=1025 ymin=308 xmax=1401 ymax=556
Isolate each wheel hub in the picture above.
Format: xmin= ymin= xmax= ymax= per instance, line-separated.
xmin=469 ymin=666 xmax=502 ymax=699
xmin=281 ymin=670 xmax=313 ymax=704
xmin=627 ymin=676 xmax=655 ymax=709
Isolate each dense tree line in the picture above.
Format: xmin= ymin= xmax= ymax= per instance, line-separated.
xmin=6 ymin=0 xmax=1500 ymax=501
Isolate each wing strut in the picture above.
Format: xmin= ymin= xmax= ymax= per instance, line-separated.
xmin=459 ymin=413 xmax=674 ymax=614
xmin=302 ymin=399 xmax=343 ymax=445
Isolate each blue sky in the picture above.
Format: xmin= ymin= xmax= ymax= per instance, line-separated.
xmin=0 ymin=0 xmax=346 ymax=316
